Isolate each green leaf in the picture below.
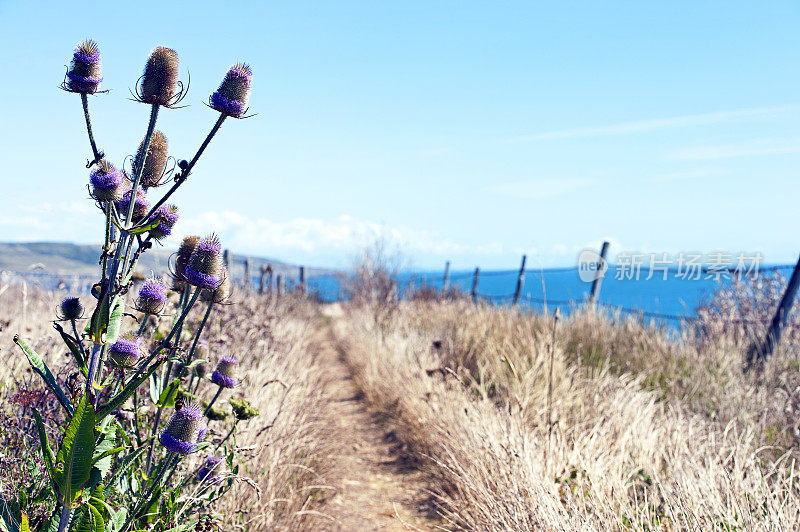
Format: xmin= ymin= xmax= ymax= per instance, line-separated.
xmin=104 ymin=297 xmax=124 ymax=345
xmin=55 ymin=394 xmax=96 ymax=505
xmin=110 ymin=508 xmax=127 ymax=532
xmin=32 ymin=410 xmax=57 ymax=489
xmin=106 ymin=443 xmax=149 ymax=490
xmin=91 ymin=447 xmax=126 ymax=471
xmin=75 ymin=503 xmax=105 ymax=532
xmin=96 ymin=360 xmax=166 ymax=422
xmin=149 ymin=373 xmax=160 ymax=404
xmin=13 ymin=336 xmax=74 ymax=416
xmin=91 ymin=429 xmax=120 ymax=477
xmin=89 ymin=293 xmax=111 ymax=344
xmin=19 ymin=512 xmax=30 ymax=532
xmin=156 ymin=379 xmax=181 ymax=408
xmin=53 ymin=323 xmax=87 ymax=374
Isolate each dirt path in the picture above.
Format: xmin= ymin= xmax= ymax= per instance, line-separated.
xmin=315 ymin=308 xmax=439 ymax=531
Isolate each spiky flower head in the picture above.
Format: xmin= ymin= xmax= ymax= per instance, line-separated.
xmin=194 ymin=342 xmax=209 ymax=378
xmin=140 ymin=47 xmax=179 ymax=106
xmin=159 ymin=403 xmax=207 ymax=455
xmin=108 ymin=335 xmax=144 ymax=370
xmin=209 ymin=63 xmax=252 ymax=118
xmin=210 ymin=356 xmax=238 ymax=389
xmin=90 ymin=160 xmax=125 ymax=201
xmin=173 ymin=235 xmax=200 ymax=289
xmin=136 ymin=279 xmax=167 ymax=314
xmin=149 ymin=204 xmax=179 ymax=240
xmin=186 ymin=234 xmax=224 ymax=290
xmin=229 ymin=396 xmax=259 ymax=421
xmin=133 ymin=130 xmax=169 ymax=188
xmin=116 ymin=188 xmax=150 ymax=223
xmin=200 ymin=268 xmax=231 ymax=303
xmin=198 ymin=456 xmax=224 ymax=484
xmin=59 ymin=297 xmax=83 ymax=320
xmin=66 ymin=40 xmax=102 ymax=94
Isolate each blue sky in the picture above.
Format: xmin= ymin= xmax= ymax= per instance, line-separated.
xmin=1 ymin=1 xmax=799 ymax=270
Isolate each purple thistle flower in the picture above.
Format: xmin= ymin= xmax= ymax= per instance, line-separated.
xmin=148 ymin=204 xmax=179 ymax=240
xmin=186 ymin=234 xmax=224 ymax=290
xmin=200 ymin=268 xmax=231 ymax=303
xmin=159 ymin=404 xmax=207 ymax=455
xmin=90 ymin=161 xmax=125 ymax=201
xmin=59 ymin=297 xmax=83 ymax=320
xmin=209 ymin=63 xmax=252 ymax=118
xmin=136 ymin=279 xmax=167 ymax=314
xmin=108 ymin=336 xmax=144 ymax=370
xmin=116 ymin=188 xmax=150 ymax=223
xmin=198 ymin=456 xmax=224 ymax=484
xmin=210 ymin=356 xmax=239 ymax=389
xmin=66 ymin=40 xmax=103 ymax=94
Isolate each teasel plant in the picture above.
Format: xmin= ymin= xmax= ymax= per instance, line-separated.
xmin=6 ymin=40 xmax=258 ymax=532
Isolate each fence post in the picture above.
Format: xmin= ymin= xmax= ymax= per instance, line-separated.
xmin=471 ymin=267 xmax=480 ymax=304
xmin=443 ymin=261 xmax=451 ymax=292
xmin=266 ymin=265 xmax=273 ymax=294
xmin=747 ymin=253 xmax=800 ymax=369
xmin=299 ymin=266 xmax=305 ymax=293
xmin=243 ymin=258 xmax=251 ymax=292
xmin=223 ymin=249 xmax=232 ymax=272
xmin=259 ymin=266 xmax=267 ymax=294
xmin=588 ymin=241 xmax=610 ymax=305
xmin=513 ymin=254 xmax=527 ymax=305
xmin=276 ymin=274 xmax=283 ymax=299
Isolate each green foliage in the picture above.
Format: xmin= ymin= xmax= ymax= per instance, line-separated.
xmin=53 ymin=395 xmax=96 ymax=506
xmin=13 ymin=336 xmax=74 ymax=415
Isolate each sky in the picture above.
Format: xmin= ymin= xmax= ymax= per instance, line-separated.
xmin=1 ymin=1 xmax=799 ymax=270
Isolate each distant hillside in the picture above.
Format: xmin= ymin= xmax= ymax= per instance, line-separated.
xmin=0 ymin=242 xmax=337 ymax=281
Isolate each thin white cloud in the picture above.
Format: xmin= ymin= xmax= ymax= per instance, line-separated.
xmin=649 ymin=167 xmax=734 ymax=182
xmin=667 ymin=138 xmax=800 ymax=161
xmin=507 ymin=105 xmax=800 ymax=143
xmin=489 ymin=178 xmax=594 ymax=199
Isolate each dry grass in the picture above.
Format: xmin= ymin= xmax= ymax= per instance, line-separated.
xmin=334 ymin=299 xmax=800 ymax=530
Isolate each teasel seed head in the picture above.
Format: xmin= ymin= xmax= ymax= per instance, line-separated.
xmin=133 ymin=130 xmax=169 ymax=188
xmin=116 ymin=188 xmax=150 ymax=223
xmin=173 ymin=235 xmax=200 ymax=290
xmin=66 ymin=39 xmax=103 ymax=94
xmin=140 ymin=47 xmax=179 ymax=106
xmin=90 ymin=160 xmax=125 ymax=202
xmin=209 ymin=63 xmax=252 ymax=118
xmin=200 ymin=268 xmax=231 ymax=303
xmin=186 ymin=234 xmax=224 ymax=290
xmin=136 ymin=279 xmax=167 ymax=314
xmin=229 ymin=396 xmax=259 ymax=421
xmin=159 ymin=403 xmax=207 ymax=455
xmin=198 ymin=456 xmax=224 ymax=484
xmin=194 ymin=342 xmax=209 ymax=378
xmin=59 ymin=297 xmax=83 ymax=321
xmin=149 ymin=204 xmax=179 ymax=240
xmin=108 ymin=335 xmax=144 ymax=370
xmin=210 ymin=356 xmax=239 ymax=389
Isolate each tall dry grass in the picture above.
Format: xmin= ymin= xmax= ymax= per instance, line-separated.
xmin=334 ymin=299 xmax=800 ymax=530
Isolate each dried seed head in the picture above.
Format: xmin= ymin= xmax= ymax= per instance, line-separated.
xmin=116 ymin=188 xmax=150 ymax=223
xmin=108 ymin=335 xmax=144 ymax=370
xmin=90 ymin=160 xmax=125 ymax=201
xmin=229 ymin=396 xmax=259 ymax=420
xmin=210 ymin=356 xmax=238 ymax=389
xmin=159 ymin=403 xmax=207 ymax=455
xmin=209 ymin=63 xmax=252 ymax=118
xmin=186 ymin=234 xmax=224 ymax=290
xmin=173 ymin=235 xmax=200 ymax=290
xmin=59 ymin=297 xmax=83 ymax=320
xmin=67 ymin=39 xmax=102 ymax=94
xmin=149 ymin=204 xmax=179 ymax=240
xmin=194 ymin=342 xmax=209 ymax=378
xmin=136 ymin=279 xmax=167 ymax=314
xmin=133 ymin=130 xmax=169 ymax=188
xmin=200 ymin=268 xmax=231 ymax=303
xmin=140 ymin=47 xmax=179 ymax=106
xmin=198 ymin=456 xmax=224 ymax=484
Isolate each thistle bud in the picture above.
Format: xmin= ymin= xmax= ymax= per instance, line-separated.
xmin=66 ymin=40 xmax=102 ymax=94
xmin=149 ymin=204 xmax=179 ymax=240
xmin=185 ymin=234 xmax=224 ymax=290
xmin=90 ymin=161 xmax=125 ymax=201
xmin=200 ymin=268 xmax=230 ymax=303
xmin=210 ymin=356 xmax=238 ymax=389
xmin=133 ymin=130 xmax=169 ymax=188
xmin=229 ymin=396 xmax=259 ymax=421
xmin=174 ymin=236 xmax=200 ymax=286
xmin=108 ymin=335 xmax=144 ymax=370
xmin=140 ymin=47 xmax=179 ymax=106
xmin=59 ymin=297 xmax=83 ymax=320
xmin=209 ymin=63 xmax=252 ymax=118
xmin=136 ymin=279 xmax=167 ymax=314
xmin=159 ymin=403 xmax=207 ymax=455
xmin=198 ymin=456 xmax=224 ymax=484
xmin=116 ymin=188 xmax=150 ymax=223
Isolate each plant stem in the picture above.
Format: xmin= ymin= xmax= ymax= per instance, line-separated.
xmin=125 ymin=452 xmax=176 ymax=530
xmin=81 ymin=93 xmax=103 ymax=165
xmin=133 ymin=387 xmax=143 ymax=447
xmin=70 ymin=318 xmax=87 ymax=360
xmin=101 ymin=203 xmax=112 ymax=280
xmin=126 ymin=104 xmax=159 ymax=226
xmin=57 ymin=502 xmax=71 ymax=532
xmin=142 ymin=114 xmax=226 ymax=221
xmin=203 ymin=387 xmax=223 ymax=417
xmin=215 ymin=419 xmax=238 ymax=451
xmin=137 ymin=313 xmax=150 ymax=336
xmin=545 ymin=308 xmax=559 ymax=474
xmin=185 ymin=299 xmax=214 ymax=392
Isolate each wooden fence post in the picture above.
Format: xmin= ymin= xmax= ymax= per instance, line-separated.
xmin=471 ymin=267 xmax=480 ymax=304
xmin=276 ymin=274 xmax=283 ymax=299
xmin=443 ymin=261 xmax=451 ymax=292
xmin=259 ymin=266 xmax=267 ymax=294
xmin=747 ymin=253 xmax=800 ymax=369
xmin=223 ymin=249 xmax=232 ymax=272
xmin=299 ymin=266 xmax=305 ymax=293
xmin=243 ymin=258 xmax=251 ymax=292
xmin=588 ymin=241 xmax=610 ymax=305
xmin=513 ymin=254 xmax=527 ymax=305
xmin=266 ymin=265 xmax=273 ymax=294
